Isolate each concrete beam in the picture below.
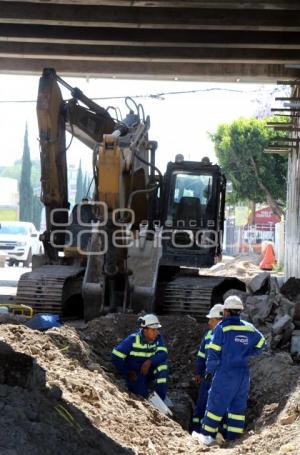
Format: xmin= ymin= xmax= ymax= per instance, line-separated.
xmin=1 ymin=24 xmax=300 ymax=49
xmin=1 ymin=42 xmax=300 ymax=64
xmin=0 ymin=2 xmax=299 ymax=31
xmin=0 ymin=58 xmax=300 ymax=82
xmin=1 ymin=0 xmax=300 ymax=9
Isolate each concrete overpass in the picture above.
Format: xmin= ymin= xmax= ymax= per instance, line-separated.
xmin=0 ymin=0 xmax=300 ymax=81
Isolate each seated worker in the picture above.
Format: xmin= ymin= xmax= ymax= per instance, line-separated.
xmin=199 ymin=296 xmax=266 ymax=446
xmin=191 ymin=304 xmax=224 ymax=434
xmin=111 ymin=314 xmax=168 ymax=400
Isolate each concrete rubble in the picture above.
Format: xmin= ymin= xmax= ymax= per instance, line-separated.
xmin=231 ymin=273 xmax=300 ymax=357
xmin=247 ymin=271 xmax=270 ymax=295
xmin=209 ymin=255 xmax=300 ymax=357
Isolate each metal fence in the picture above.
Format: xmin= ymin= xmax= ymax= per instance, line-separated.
xmin=223 ymin=220 xmax=284 ymax=260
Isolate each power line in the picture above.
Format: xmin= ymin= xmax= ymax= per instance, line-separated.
xmin=0 ymin=86 xmax=283 ymax=104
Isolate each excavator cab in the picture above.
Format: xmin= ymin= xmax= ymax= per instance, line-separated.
xmin=160 ymin=155 xmax=226 ymax=269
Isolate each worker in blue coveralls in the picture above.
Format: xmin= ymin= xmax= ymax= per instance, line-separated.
xmin=191 ymin=303 xmax=224 ymax=434
xmin=199 ymin=295 xmax=266 ymax=447
xmin=111 ymin=314 xmax=168 ymax=400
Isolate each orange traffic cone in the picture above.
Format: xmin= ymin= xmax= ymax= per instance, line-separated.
xmin=259 ymin=243 xmax=276 ymax=270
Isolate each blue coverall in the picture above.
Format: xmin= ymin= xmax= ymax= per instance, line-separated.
xmin=191 ymin=329 xmax=213 ymax=432
xmin=201 ymin=316 xmax=266 ymax=441
xmin=111 ymin=329 xmax=168 ymax=400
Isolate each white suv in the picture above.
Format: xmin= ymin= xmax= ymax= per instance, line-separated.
xmin=0 ymin=221 xmax=43 ymax=267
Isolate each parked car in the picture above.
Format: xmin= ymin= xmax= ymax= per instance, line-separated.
xmin=0 ymin=221 xmax=43 ymax=267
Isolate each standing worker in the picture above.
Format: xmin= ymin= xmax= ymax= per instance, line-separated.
xmin=199 ymin=296 xmax=266 ymax=446
xmin=111 ymin=314 xmax=168 ymax=400
xmin=191 ymin=304 xmax=224 ymax=434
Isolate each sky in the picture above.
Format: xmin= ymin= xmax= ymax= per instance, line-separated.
xmin=0 ymin=74 xmax=279 ymax=175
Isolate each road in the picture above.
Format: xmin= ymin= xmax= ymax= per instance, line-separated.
xmin=0 ymin=265 xmax=31 ymax=301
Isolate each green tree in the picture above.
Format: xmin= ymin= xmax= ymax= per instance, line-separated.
xmin=75 ymin=160 xmax=83 ymax=204
xmin=82 ymin=173 xmax=88 ymax=199
xmin=32 ymin=195 xmax=43 ymax=230
xmin=210 ymin=117 xmax=287 ymax=217
xmin=31 ymin=160 xmax=42 ymax=191
xmin=19 ymin=124 xmax=33 ymax=221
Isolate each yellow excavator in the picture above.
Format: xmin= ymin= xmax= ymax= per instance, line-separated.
xmin=16 ymin=69 xmax=244 ymax=321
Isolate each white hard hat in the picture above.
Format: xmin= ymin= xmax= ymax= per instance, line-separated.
xmin=223 ymin=295 xmax=244 ymax=310
xmin=206 ymin=304 xmax=224 ymax=319
xmin=138 ymin=314 xmax=161 ymax=329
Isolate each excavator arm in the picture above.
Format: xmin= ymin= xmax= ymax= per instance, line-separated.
xmin=37 ymin=68 xmax=115 ymax=261
xmin=37 ymin=69 xmax=69 ymax=234
xmin=83 ymin=99 xmax=159 ymax=319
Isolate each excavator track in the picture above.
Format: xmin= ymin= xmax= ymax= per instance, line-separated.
xmin=161 ymin=274 xmax=245 ymax=320
xmin=16 ymin=265 xmax=85 ymax=316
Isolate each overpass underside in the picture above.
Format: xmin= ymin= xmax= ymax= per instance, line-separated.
xmin=0 ymin=0 xmax=299 ymax=81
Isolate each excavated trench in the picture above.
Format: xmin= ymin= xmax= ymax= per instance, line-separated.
xmin=0 ymin=334 xmax=134 ymax=455
xmin=79 ymin=314 xmax=300 ymax=440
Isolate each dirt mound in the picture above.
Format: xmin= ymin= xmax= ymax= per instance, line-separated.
xmin=0 ymin=324 xmax=135 ymax=455
xmin=0 ymin=321 xmax=205 ymax=455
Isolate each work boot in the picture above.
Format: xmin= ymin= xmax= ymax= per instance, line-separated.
xmin=216 ymin=432 xmax=225 ymax=445
xmin=192 ymin=432 xmax=216 ymax=446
